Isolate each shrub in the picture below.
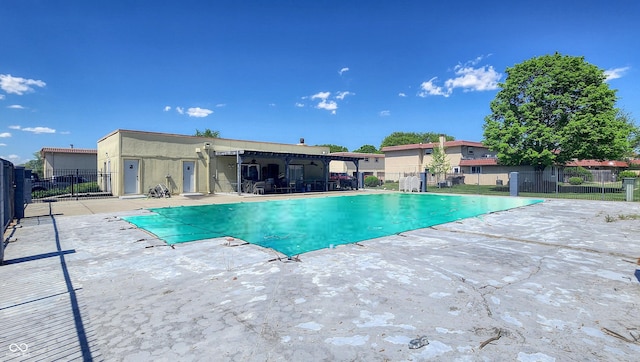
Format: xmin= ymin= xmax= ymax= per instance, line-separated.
xmin=364 ymin=175 xmax=380 ymax=187
xmin=568 ymin=177 xmax=583 ymax=185
xmin=617 ymin=170 xmax=638 ymax=181
xmin=564 ymin=167 xmax=593 ymax=182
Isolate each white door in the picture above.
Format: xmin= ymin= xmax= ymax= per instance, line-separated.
xmin=183 ymin=161 xmax=195 ymax=193
xmin=124 ymin=159 xmax=139 ymax=194
xmin=106 ymin=159 xmax=112 ymax=193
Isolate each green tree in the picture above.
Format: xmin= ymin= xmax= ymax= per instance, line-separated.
xmin=483 ymin=53 xmax=634 ymax=173
xmin=195 ymin=128 xmax=220 ymax=138
xmin=23 ymin=151 xmax=43 ymax=177
xmin=352 ymin=144 xmax=380 ymax=153
xmin=380 ymin=132 xmax=454 ymax=149
xmin=429 ymin=145 xmax=450 ymax=183
xmin=315 ymin=144 xmax=348 ymax=153
xmin=616 ymin=110 xmax=640 ymax=157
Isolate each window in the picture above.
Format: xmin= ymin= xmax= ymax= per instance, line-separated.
xmin=453 ymin=167 xmax=460 ymax=174
xmin=364 ymin=157 xmax=369 ymax=162
xmin=425 ymin=149 xmax=433 ymax=155
xmin=241 ymin=164 xmax=260 ymax=181
xmin=471 ymin=166 xmax=481 ymax=174
xmin=374 ymin=158 xmax=379 ymax=163
xmin=289 ymin=164 xmax=304 ymax=182
xmin=468 ymin=147 xmax=474 ymax=155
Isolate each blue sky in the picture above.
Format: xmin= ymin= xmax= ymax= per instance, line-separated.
xmin=1 ymin=1 xmax=639 ymax=165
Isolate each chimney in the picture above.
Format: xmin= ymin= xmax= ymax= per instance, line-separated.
xmin=298 ymin=137 xmax=305 ymax=146
xmin=438 ymin=134 xmax=446 ymax=149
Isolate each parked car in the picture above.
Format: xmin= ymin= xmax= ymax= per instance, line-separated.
xmin=330 ymin=172 xmax=357 ymax=189
xmin=30 ymin=174 xmax=89 ymax=192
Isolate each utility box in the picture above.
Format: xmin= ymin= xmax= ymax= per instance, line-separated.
xmin=623 ymin=178 xmax=637 ymax=202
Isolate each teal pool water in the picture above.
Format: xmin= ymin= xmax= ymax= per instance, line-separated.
xmin=123 ymin=193 xmax=542 ymax=257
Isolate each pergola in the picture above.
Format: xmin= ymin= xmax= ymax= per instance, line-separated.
xmin=215 ymin=150 xmax=364 ymax=195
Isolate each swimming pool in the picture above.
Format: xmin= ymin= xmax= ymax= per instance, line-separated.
xmin=123 ymin=193 xmax=542 ymax=257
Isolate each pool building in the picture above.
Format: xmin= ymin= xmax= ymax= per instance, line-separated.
xmin=97 ymin=129 xmax=365 ymax=197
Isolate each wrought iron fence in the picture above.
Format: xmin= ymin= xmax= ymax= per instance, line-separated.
xmin=1 ymin=158 xmax=15 ymax=236
xmin=375 ymin=170 xmax=639 ymax=202
xmin=28 ymin=169 xmax=116 ymax=202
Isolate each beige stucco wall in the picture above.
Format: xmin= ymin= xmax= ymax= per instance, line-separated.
xmin=329 ymin=154 xmax=385 ymax=179
xmin=97 ymin=130 xmax=331 ymax=196
xmin=384 ymin=149 xmax=423 ymax=180
xmin=42 ymin=152 xmax=97 ymax=178
xmin=459 ymin=165 xmax=558 ymax=186
xmin=384 ymin=144 xmax=492 ymax=181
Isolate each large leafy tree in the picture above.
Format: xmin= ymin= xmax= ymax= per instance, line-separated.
xmin=352 ymin=144 xmax=380 ymax=153
xmin=23 ymin=151 xmax=43 ymax=177
xmin=315 ymin=144 xmax=348 ymax=153
xmin=616 ymin=110 xmax=640 ymax=157
xmin=380 ymin=132 xmax=454 ymax=148
xmin=483 ymin=53 xmax=635 ymax=172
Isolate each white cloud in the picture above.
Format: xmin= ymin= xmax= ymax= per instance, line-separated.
xmin=295 ymin=102 xmax=304 ymax=108
xmin=9 ymin=125 xmax=20 ymax=130
xmin=444 ymin=65 xmax=501 ymax=92
xmin=336 ymin=91 xmax=354 ymax=100
xmin=316 ymin=99 xmax=338 ymax=115
xmin=0 ymin=143 xmax=6 ymax=146
xmin=187 ymin=107 xmax=213 ymax=117
xmin=8 ymin=104 xmax=25 ymax=109
xmin=3 ymin=154 xmax=20 ymax=162
xmin=60 ymin=131 xmax=70 ymax=135
xmin=268 ymin=103 xmax=276 ymax=107
xmin=379 ymin=110 xmax=391 ymax=117
xmin=311 ymin=91 xmax=331 ymax=100
xmin=0 ymin=132 xmax=11 ymax=138
xmin=418 ymin=77 xmax=450 ymax=97
xmin=215 ymin=103 xmax=226 ymax=108
xmin=604 ymin=66 xmax=630 ymax=81
xmin=0 ymin=94 xmax=5 ymax=100
xmin=0 ymin=74 xmax=46 ymax=95
xmin=339 ymin=67 xmax=349 ymax=75
xmin=163 ymin=106 xmax=171 ymax=112
xmin=176 ymin=107 xmax=184 ymax=114
xmin=398 ymin=92 xmax=407 ymax=97
xmin=419 ymin=60 xmax=502 ymax=97
xmin=307 ymin=90 xmax=353 ymax=114
xmin=22 ymin=127 xmax=55 ymax=134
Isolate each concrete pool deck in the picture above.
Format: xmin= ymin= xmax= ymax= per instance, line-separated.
xmin=2 ymin=192 xmax=640 ymax=361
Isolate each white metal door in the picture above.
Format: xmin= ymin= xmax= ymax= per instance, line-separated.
xmin=106 ymin=159 xmax=112 ymax=193
xmin=183 ymin=161 xmax=195 ymax=193
xmin=124 ymin=159 xmax=139 ymax=194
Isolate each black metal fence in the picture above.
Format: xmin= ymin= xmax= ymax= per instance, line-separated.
xmin=381 ymin=170 xmax=639 ymax=202
xmin=29 ymin=169 xmax=115 ymax=202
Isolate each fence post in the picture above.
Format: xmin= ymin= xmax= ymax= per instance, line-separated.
xmin=509 ymin=172 xmax=519 ymax=196
xmin=75 ymin=168 xmax=79 ymax=200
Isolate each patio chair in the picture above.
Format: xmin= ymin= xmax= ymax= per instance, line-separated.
xmin=253 ymin=181 xmax=265 ymax=194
